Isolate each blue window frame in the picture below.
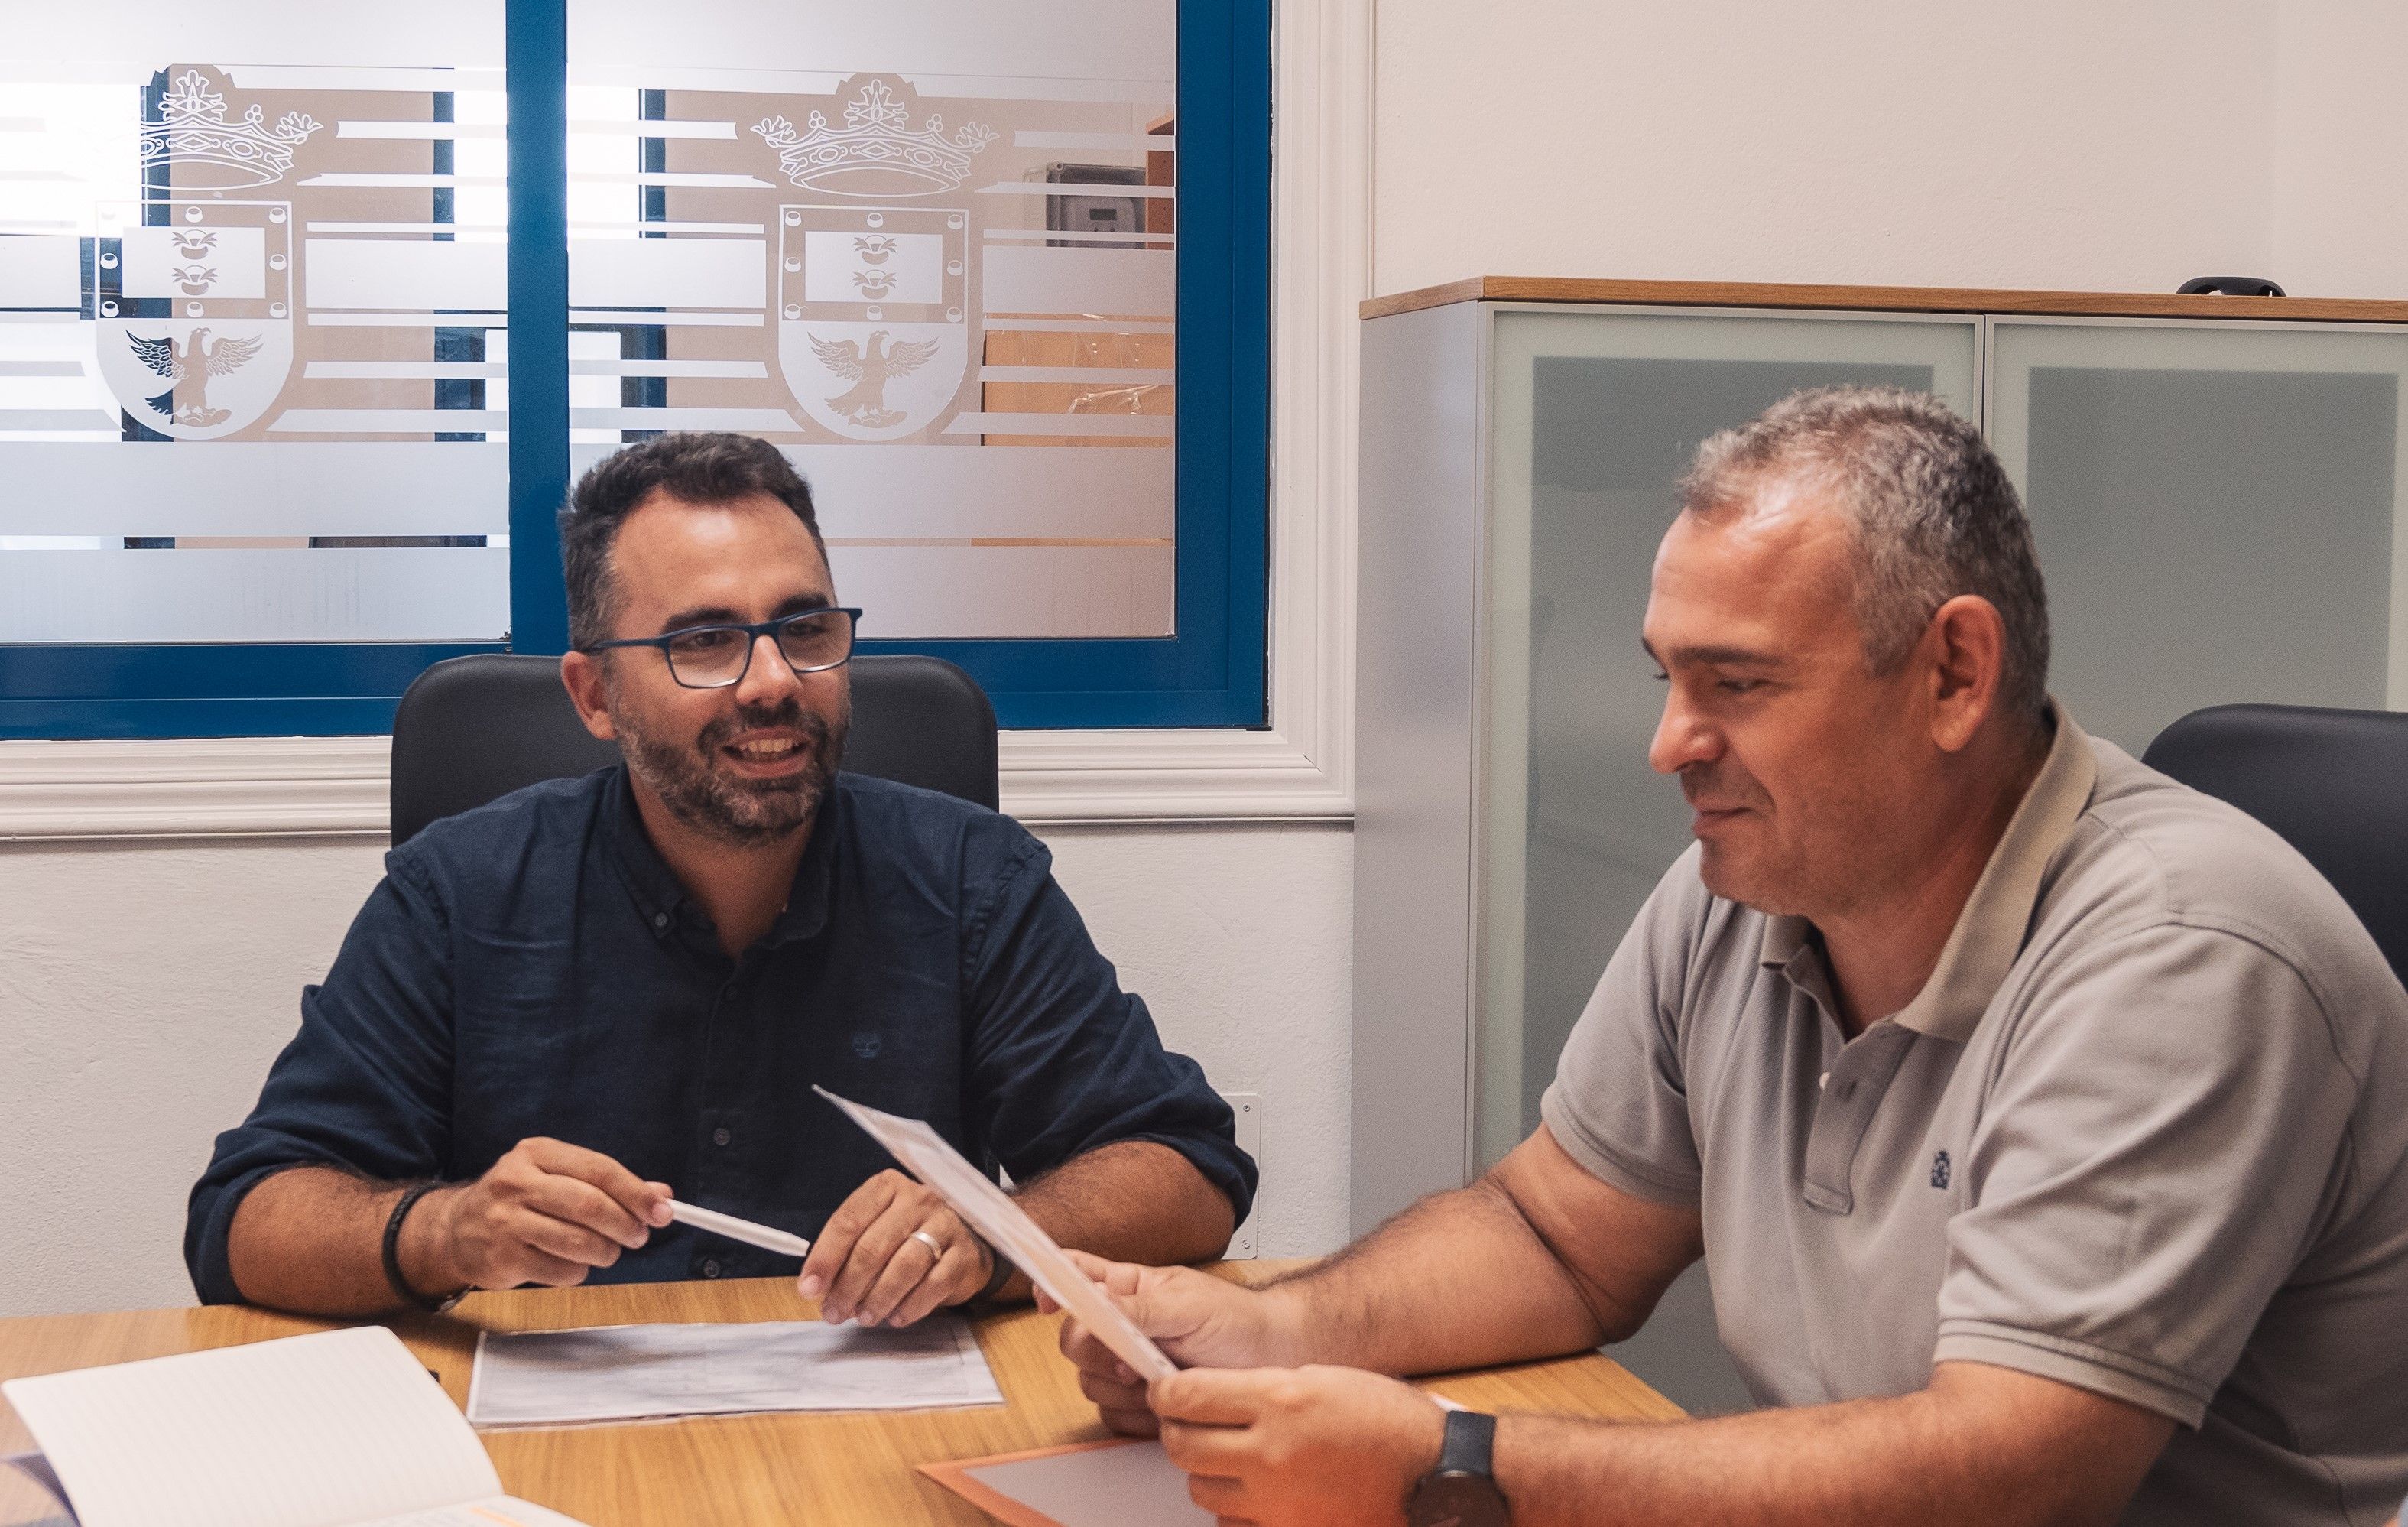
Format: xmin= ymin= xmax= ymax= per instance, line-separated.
xmin=0 ymin=0 xmax=1270 ymax=738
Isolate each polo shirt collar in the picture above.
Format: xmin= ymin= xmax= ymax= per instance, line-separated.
xmin=599 ymin=762 xmax=839 ymax=950
xmin=1757 ymin=698 xmax=2098 ymax=1042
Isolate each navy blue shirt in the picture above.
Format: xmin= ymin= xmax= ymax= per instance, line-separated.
xmin=186 ymin=766 xmax=1254 ymax=1304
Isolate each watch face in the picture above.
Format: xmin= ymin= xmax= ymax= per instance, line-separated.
xmin=1408 ymin=1471 xmax=1510 ymax=1527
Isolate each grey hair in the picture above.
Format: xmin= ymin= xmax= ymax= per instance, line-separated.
xmin=1676 ymin=385 xmax=2053 ymax=728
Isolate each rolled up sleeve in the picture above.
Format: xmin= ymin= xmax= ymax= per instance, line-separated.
xmin=1934 ymin=922 xmax=2358 ymax=1426
xmin=957 ymin=825 xmax=1257 ymax=1225
xmin=183 ymin=851 xmax=459 ymax=1304
xmin=1539 ymin=853 xmax=1712 ymax=1206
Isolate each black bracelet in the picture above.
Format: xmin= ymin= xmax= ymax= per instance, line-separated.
xmin=381 ymin=1181 xmax=466 ymax=1314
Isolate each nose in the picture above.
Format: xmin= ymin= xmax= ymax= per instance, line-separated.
xmin=1647 ymin=679 xmax=1722 ymax=776
xmin=732 ymin=632 xmax=803 ymax=707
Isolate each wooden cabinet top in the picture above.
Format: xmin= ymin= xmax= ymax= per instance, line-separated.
xmin=1360 ymin=276 xmax=2408 ymax=326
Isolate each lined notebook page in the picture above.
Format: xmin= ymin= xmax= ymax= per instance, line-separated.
xmin=1 ymin=1327 xmax=504 ymax=1527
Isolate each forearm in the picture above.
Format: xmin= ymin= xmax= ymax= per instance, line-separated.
xmin=1006 ymin=1140 xmax=1236 ymax=1299
xmin=1493 ymin=1366 xmax=2166 ymax=1527
xmin=225 ymin=1165 xmax=462 ymax=1315
xmin=1257 ymin=1178 xmax=1610 ymax=1375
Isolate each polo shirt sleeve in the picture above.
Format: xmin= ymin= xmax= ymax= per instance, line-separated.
xmin=1537 ymin=852 xmax=1712 ymax=1205
xmin=956 ymin=821 xmax=1258 ymax=1225
xmin=1933 ymin=922 xmax=2359 ymax=1427
xmin=182 ymin=849 xmax=459 ymax=1304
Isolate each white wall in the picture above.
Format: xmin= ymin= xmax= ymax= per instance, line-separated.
xmin=2 ymin=837 xmax=385 ymax=1317
xmin=2271 ymin=3 xmax=2408 ymax=298
xmin=1374 ymin=0 xmax=2398 ymax=301
xmin=0 ymin=823 xmax=1351 ymax=1317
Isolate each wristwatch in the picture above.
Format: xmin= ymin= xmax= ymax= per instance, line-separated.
xmin=1407 ymin=1408 xmax=1510 ymax=1527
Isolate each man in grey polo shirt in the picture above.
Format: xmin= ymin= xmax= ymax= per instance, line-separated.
xmin=1047 ymin=387 xmax=2408 ymax=1525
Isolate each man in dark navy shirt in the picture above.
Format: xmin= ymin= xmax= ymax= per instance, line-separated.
xmin=189 ymin=431 xmax=1254 ymax=1325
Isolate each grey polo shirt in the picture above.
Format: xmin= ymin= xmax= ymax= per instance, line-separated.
xmin=1542 ymin=705 xmax=2408 ymax=1525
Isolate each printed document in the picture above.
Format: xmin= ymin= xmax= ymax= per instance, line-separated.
xmin=465 ymin=1316 xmax=1003 ymax=1427
xmin=0 ymin=1326 xmax=589 ymax=1527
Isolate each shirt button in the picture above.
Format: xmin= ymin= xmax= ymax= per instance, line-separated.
xmin=712 ymin=1126 xmax=732 ymax=1147
xmin=1819 ymin=1071 xmax=1830 ymax=1090
xmin=652 ymin=911 xmax=669 ymax=929
xmin=701 ymin=1259 xmax=722 ymax=1279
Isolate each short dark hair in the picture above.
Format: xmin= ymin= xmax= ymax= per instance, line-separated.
xmin=1679 ymin=386 xmax=2053 ymax=728
xmin=559 ymin=431 xmax=823 ymax=649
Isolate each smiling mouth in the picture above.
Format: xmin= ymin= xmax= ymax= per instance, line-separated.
xmin=716 ymin=733 xmax=815 ymax=775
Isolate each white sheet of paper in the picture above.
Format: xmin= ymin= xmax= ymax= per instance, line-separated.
xmin=814 ymin=1086 xmax=1180 ymax=1385
xmin=356 ymin=1499 xmax=593 ymax=1527
xmin=0 ymin=1327 xmax=509 ymax=1527
xmin=964 ymin=1441 xmax=1212 ymax=1527
xmin=464 ymin=1318 xmax=1004 ymax=1428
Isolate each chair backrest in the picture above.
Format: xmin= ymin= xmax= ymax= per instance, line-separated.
xmin=389 ymin=651 xmax=999 ymax=846
xmin=2141 ymin=702 xmax=2408 ymax=986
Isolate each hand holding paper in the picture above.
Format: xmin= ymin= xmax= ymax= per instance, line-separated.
xmin=812 ymin=1087 xmax=1180 ymax=1385
xmin=1037 ymin=1249 xmax=1302 ymax=1437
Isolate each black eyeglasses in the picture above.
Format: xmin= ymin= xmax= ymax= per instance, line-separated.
xmin=580 ymin=607 xmax=863 ymax=689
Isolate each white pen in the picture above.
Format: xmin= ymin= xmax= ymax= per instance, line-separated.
xmin=667 ymin=1199 xmax=814 ymax=1259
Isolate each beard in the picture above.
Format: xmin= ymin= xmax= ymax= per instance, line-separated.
xmin=612 ymin=686 xmax=849 ymax=850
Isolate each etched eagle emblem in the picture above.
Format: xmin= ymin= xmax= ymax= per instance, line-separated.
xmin=808 ymin=330 xmax=940 ymax=430
xmin=128 ymin=327 xmax=265 ymax=427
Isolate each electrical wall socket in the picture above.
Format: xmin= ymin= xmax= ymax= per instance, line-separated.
xmin=1219 ymin=1092 xmax=1261 ymax=1259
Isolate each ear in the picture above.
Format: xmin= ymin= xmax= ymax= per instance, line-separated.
xmin=1923 ymin=594 xmax=2006 ymax=754
xmin=560 ymin=650 xmax=618 ymax=742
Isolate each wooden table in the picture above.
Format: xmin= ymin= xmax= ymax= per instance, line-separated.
xmin=0 ymin=1266 xmax=1681 ymax=1525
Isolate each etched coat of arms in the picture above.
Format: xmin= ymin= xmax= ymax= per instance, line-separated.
xmin=93 ymin=200 xmax=294 ymax=440
xmin=752 ymin=76 xmax=995 ymax=198
xmin=776 ymin=205 xmax=971 ymax=441
xmin=754 ymin=75 xmax=987 ymax=441
xmin=141 ymin=68 xmax=320 ymax=190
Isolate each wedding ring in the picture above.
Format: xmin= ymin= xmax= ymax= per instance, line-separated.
xmin=909 ymin=1229 xmax=945 ymax=1259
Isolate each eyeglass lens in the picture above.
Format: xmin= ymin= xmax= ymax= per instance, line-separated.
xmin=664 ymin=611 xmax=851 ymax=686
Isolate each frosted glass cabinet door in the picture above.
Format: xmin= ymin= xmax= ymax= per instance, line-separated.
xmin=1988 ymin=319 xmax=2408 ymax=758
xmin=1475 ymin=308 xmax=1981 ymax=1168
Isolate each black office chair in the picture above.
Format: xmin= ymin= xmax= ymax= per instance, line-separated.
xmin=389 ymin=651 xmax=999 ymax=846
xmin=2142 ymin=703 xmax=2408 ymax=986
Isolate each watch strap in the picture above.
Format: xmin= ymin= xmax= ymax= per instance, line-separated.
xmin=382 ymin=1181 xmax=467 ymax=1314
xmin=971 ymin=1232 xmax=1016 ymax=1303
xmin=1436 ymin=1407 xmax=1498 ymax=1478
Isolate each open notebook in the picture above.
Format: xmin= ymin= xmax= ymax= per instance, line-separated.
xmin=2 ymin=1327 xmax=587 ymax=1527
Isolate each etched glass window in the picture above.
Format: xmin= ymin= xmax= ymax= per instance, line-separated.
xmin=566 ymin=2 xmax=1176 ymax=639
xmin=0 ymin=7 xmax=509 ymax=644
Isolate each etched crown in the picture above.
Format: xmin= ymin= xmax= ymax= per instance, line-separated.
xmin=755 ymin=76 xmax=996 ymax=196
xmin=142 ymin=69 xmax=322 ymax=190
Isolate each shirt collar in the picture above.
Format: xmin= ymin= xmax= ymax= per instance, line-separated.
xmin=1757 ymin=698 xmax=2099 ymax=1042
xmin=599 ymin=762 xmax=840 ymax=951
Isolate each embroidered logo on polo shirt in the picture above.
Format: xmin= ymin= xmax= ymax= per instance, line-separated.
xmin=1930 ymin=1150 xmax=1952 ymax=1190
xmin=851 ymin=1030 xmax=883 ymax=1060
